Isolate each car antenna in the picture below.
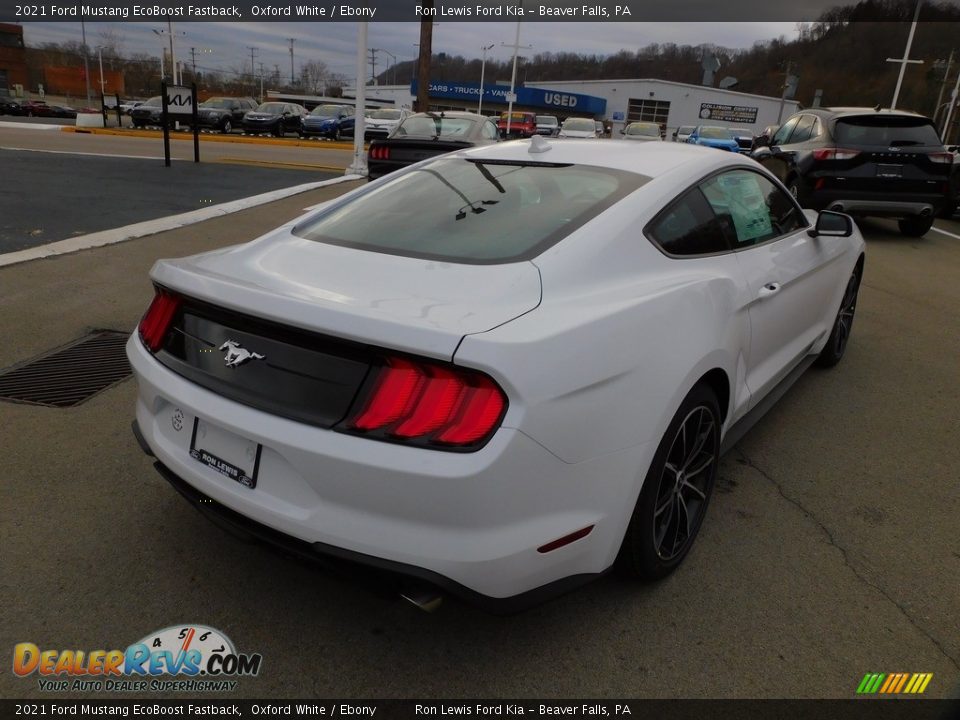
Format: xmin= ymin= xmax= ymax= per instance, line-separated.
xmin=528 ymin=135 xmax=552 ymax=154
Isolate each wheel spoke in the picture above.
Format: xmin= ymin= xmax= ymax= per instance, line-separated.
xmin=685 ymin=452 xmax=715 ymax=478
xmin=681 ymin=478 xmax=707 ymax=501
xmin=654 ymin=490 xmax=673 ymax=518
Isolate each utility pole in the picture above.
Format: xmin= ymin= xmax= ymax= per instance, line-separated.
xmin=776 ymin=61 xmax=795 ymax=124
xmin=258 ymin=62 xmax=265 ymax=103
xmin=248 ymin=46 xmax=259 ymax=97
xmin=346 ymin=22 xmax=369 ymax=177
xmin=887 ymin=0 xmax=924 ymax=110
xmin=288 ymin=38 xmax=296 ymax=86
xmin=501 ymin=3 xmax=533 ymax=136
xmin=416 ymin=3 xmax=433 ymax=112
xmin=368 ymin=48 xmax=378 ymax=84
xmin=80 ymin=21 xmax=92 ymax=105
xmin=933 ymin=49 xmax=955 ymax=130
xmin=942 ymin=69 xmax=960 ymax=143
xmin=168 ymin=21 xmax=177 ymax=85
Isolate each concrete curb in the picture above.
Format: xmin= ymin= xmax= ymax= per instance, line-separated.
xmin=0 ymin=120 xmax=63 ymax=131
xmin=0 ymin=175 xmax=363 ymax=269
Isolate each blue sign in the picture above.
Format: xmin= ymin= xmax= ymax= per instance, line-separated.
xmin=410 ymin=80 xmax=606 ymax=116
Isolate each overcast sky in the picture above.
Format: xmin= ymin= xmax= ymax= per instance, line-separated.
xmin=19 ymin=22 xmax=802 ymax=82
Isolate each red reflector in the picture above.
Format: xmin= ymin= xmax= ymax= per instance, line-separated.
xmin=434 ymin=380 xmax=505 ymax=445
xmin=138 ymin=290 xmax=181 ymax=353
xmin=392 ymin=367 xmax=465 ymax=438
xmin=537 ymin=525 xmax=595 ymax=554
xmin=351 ymin=358 xmax=423 ymax=431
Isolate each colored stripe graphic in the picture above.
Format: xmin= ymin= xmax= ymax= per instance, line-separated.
xmin=857 ymin=672 xmax=932 ymax=695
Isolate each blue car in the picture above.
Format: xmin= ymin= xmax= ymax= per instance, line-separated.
xmin=301 ymin=104 xmax=354 ymax=140
xmin=686 ymin=125 xmax=740 ymax=152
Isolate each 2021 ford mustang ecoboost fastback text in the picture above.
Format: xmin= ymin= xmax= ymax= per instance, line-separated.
xmin=127 ymin=139 xmax=865 ymax=610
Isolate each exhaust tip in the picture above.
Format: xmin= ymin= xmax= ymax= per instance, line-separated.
xmin=400 ymin=587 xmax=444 ymax=613
xmin=919 ymin=207 xmax=932 ymax=217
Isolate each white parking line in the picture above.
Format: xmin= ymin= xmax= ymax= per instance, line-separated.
xmin=0 ymin=146 xmax=170 ymax=161
xmin=931 ymin=226 xmax=960 ymax=240
xmin=0 ymin=175 xmax=363 ymax=268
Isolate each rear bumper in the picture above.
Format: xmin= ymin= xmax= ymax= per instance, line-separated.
xmin=807 ymin=192 xmax=941 ymax=217
xmin=127 ymin=335 xmax=648 ymax=606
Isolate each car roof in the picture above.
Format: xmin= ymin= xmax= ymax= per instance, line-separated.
xmin=800 ymin=107 xmax=929 ymax=120
xmin=454 ymin=138 xmax=750 ymax=178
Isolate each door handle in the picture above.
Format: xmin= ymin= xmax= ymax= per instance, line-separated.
xmin=758 ymin=282 xmax=781 ymax=298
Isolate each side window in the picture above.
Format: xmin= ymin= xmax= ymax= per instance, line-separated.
xmin=483 ymin=121 xmax=499 ymax=139
xmin=787 ymin=115 xmax=816 ymax=144
xmin=700 ymin=170 xmax=806 ymax=249
xmin=772 ymin=116 xmax=799 ymax=145
xmin=647 ymin=188 xmax=730 ymax=257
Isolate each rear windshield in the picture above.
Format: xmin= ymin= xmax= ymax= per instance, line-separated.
xmin=501 ymin=112 xmax=533 ymax=121
xmin=834 ymin=116 xmax=942 ymax=147
xmin=293 ymin=157 xmax=648 ymax=264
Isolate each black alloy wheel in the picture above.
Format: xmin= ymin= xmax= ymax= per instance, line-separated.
xmin=816 ymin=265 xmax=861 ymax=368
xmin=221 ymin=118 xmax=232 ymax=134
xmin=617 ymin=384 xmax=721 ymax=580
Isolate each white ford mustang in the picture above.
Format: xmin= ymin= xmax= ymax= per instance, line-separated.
xmin=127 ymin=138 xmax=865 ymax=611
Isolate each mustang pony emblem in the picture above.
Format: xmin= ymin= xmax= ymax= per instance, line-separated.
xmin=219 ymin=340 xmax=266 ymax=368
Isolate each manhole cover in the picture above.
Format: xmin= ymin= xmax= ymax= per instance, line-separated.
xmin=0 ymin=330 xmax=132 ymax=407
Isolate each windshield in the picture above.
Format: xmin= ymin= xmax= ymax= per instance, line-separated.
xmin=699 ymin=127 xmax=734 ymax=139
xmin=626 ymin=123 xmax=660 ymax=136
xmin=143 ymin=96 xmax=162 ymax=107
xmin=395 ymin=116 xmax=476 ymax=137
xmin=370 ymin=110 xmax=402 ymax=120
xmin=201 ymin=99 xmax=233 ymax=109
xmin=293 ymin=157 xmax=648 ymax=264
xmin=536 ymin=116 xmax=558 ymax=125
xmin=563 ymin=118 xmax=595 ymax=132
xmin=677 ymin=126 xmax=695 ymax=134
xmin=834 ymin=115 xmax=942 ymax=147
xmin=256 ymin=103 xmax=286 ymax=114
xmin=310 ymin=104 xmax=346 ymax=117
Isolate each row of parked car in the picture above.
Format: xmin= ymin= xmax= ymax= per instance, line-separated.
xmin=128 ymin=96 xmax=413 ymax=141
xmin=363 ymin=107 xmax=959 ymax=234
xmin=0 ymin=98 xmax=94 ymax=118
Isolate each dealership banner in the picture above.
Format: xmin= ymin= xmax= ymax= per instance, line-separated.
xmin=698 ymin=103 xmax=759 ymax=124
xmin=410 ymin=79 xmax=606 ymax=115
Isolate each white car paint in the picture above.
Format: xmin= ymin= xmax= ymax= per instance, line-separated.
xmin=127 ymin=138 xmax=864 ymax=607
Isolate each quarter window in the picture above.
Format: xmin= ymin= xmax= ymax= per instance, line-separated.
xmin=700 ymin=170 xmax=805 ymax=248
xmin=787 ymin=115 xmax=817 ymax=143
xmin=647 ymin=189 xmax=730 ymax=256
xmin=772 ymin=116 xmax=799 ymax=145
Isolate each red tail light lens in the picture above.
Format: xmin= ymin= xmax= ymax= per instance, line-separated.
xmin=346 ymin=357 xmax=507 ymax=450
xmin=138 ymin=289 xmax=181 ymax=353
xmin=812 ymin=147 xmax=860 ymax=161
xmin=928 ymin=152 xmax=953 ymax=164
xmin=369 ymin=145 xmax=390 ymax=161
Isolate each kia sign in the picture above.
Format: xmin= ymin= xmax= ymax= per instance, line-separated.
xmin=165 ymin=85 xmax=194 ymax=116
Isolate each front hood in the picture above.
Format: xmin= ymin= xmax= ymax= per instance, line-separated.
xmin=366 ymin=120 xmax=396 ymax=129
xmin=303 ymin=117 xmax=335 ymax=125
xmin=150 ymin=229 xmax=542 ymax=361
xmin=245 ymin=113 xmax=279 ymax=121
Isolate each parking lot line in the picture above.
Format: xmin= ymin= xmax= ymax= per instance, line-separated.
xmin=0 ymin=145 xmax=172 ymax=161
xmin=930 ymin=226 xmax=960 ymax=240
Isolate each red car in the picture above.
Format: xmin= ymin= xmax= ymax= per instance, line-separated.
xmin=497 ymin=111 xmax=537 ymax=139
xmin=21 ymin=100 xmax=54 ymax=117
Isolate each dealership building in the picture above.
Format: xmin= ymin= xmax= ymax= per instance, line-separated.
xmin=348 ymin=77 xmax=800 ymax=136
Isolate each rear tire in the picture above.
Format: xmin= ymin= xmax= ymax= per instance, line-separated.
xmin=617 ymin=384 xmax=721 ymax=581
xmin=898 ymin=216 xmax=933 ymax=237
xmin=221 ymin=119 xmax=232 ymax=134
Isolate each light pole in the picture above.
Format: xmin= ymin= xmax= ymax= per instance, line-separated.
xmin=80 ymin=21 xmax=92 ymax=105
xmin=501 ymin=4 xmax=532 ymax=136
xmin=887 ymin=0 xmax=923 ymax=110
xmin=153 ymin=23 xmax=181 ymax=84
xmin=374 ymin=49 xmax=398 ymax=85
xmin=478 ymin=43 xmax=494 ymax=115
xmin=96 ymin=46 xmax=106 ymax=95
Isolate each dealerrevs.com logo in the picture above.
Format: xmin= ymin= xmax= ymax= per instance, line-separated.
xmin=13 ymin=625 xmax=262 ymax=693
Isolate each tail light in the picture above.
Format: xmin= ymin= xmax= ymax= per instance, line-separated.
xmin=369 ymin=145 xmax=390 ymax=160
xmin=343 ymin=356 xmax=507 ymax=450
xmin=928 ymin=152 xmax=953 ymax=164
xmin=138 ymin=289 xmax=181 ymax=353
xmin=812 ymin=147 xmax=860 ymax=161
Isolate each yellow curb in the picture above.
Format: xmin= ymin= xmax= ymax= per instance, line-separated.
xmin=215 ymin=157 xmax=347 ymax=172
xmin=60 ymin=125 xmax=362 ymax=150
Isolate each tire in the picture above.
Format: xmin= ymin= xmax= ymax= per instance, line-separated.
xmin=815 ymin=263 xmax=862 ymax=368
xmin=617 ymin=384 xmax=721 ymax=581
xmin=786 ymin=176 xmax=805 ymax=206
xmin=333 ymin=126 xmax=341 ymax=142
xmin=273 ymin=122 xmax=283 ymax=138
xmin=221 ymin=119 xmax=232 ymax=134
xmin=898 ymin=215 xmax=934 ymax=237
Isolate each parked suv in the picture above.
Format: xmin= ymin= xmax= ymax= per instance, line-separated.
xmin=195 ymin=97 xmax=257 ymax=133
xmin=751 ymin=107 xmax=953 ymax=236
xmin=497 ymin=111 xmax=537 ymax=139
xmin=535 ymin=115 xmax=559 ymax=136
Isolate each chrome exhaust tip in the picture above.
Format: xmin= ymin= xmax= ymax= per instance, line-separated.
xmin=400 ymin=587 xmax=444 ymax=613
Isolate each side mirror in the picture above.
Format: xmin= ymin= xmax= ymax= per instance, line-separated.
xmin=808 ymin=210 xmax=854 ymax=238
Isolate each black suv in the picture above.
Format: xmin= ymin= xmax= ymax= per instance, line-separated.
xmin=751 ymin=108 xmax=954 ymax=236
xmin=195 ymin=97 xmax=257 ymax=133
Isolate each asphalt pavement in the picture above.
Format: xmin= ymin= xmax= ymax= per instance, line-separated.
xmin=0 ymin=148 xmax=339 ymax=253
xmin=0 ymin=152 xmax=958 ymax=700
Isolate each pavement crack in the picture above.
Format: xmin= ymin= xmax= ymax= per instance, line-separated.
xmin=734 ymin=448 xmax=960 ymax=673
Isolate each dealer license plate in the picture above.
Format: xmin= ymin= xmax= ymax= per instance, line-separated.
xmin=189 ymin=418 xmax=261 ymax=489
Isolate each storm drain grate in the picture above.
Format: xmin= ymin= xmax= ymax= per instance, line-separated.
xmin=0 ymin=331 xmax=132 ymax=408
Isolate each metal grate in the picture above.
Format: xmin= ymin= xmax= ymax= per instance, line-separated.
xmin=0 ymin=331 xmax=132 ymax=408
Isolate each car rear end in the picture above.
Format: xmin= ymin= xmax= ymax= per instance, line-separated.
xmin=801 ymin=112 xmax=953 ymax=218
xmin=498 ymin=111 xmax=536 ymax=138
